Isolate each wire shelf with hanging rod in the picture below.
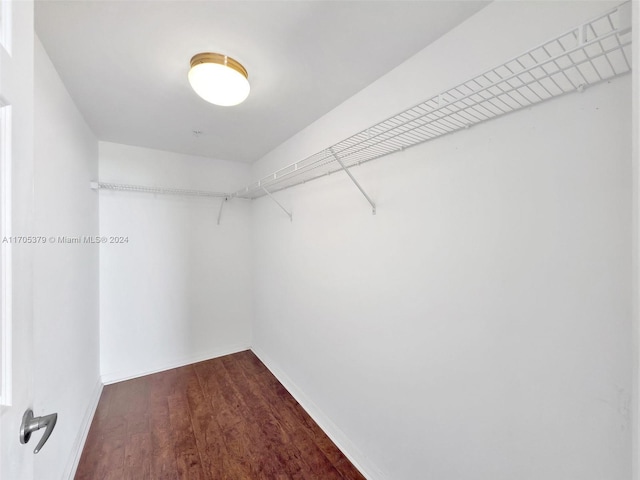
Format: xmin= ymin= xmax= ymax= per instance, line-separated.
xmin=91 ymin=182 xmax=233 ymax=224
xmin=91 ymin=181 xmax=230 ymax=199
xmin=233 ymin=2 xmax=632 ymax=202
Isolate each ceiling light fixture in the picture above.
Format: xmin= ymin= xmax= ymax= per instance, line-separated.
xmin=188 ymin=53 xmax=250 ymax=107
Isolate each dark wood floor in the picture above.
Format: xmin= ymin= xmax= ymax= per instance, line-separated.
xmin=75 ymin=350 xmax=366 ymax=480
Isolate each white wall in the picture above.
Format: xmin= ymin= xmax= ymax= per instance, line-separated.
xmin=251 ymin=2 xmax=632 ymax=479
xmin=99 ymin=142 xmax=252 ymax=383
xmin=631 ymin=3 xmax=639 ymax=480
xmin=33 ymin=36 xmax=101 ymax=480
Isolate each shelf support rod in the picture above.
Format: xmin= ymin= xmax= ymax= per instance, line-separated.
xmin=330 ymin=148 xmax=376 ymax=215
xmin=262 ymin=187 xmax=292 ymax=221
xmin=217 ymin=197 xmax=228 ymax=225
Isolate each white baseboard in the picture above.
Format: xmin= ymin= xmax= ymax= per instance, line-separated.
xmin=65 ymin=378 xmax=103 ymax=480
xmin=251 ymin=346 xmax=387 ymax=480
xmin=101 ymin=343 xmax=251 ymax=385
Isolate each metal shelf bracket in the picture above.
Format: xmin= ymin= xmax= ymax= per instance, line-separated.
xmin=217 ymin=197 xmax=228 ymax=225
xmin=262 ymin=187 xmax=293 ymax=221
xmin=330 ymin=148 xmax=376 ymax=215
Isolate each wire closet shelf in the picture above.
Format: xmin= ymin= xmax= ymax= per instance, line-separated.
xmin=234 ymin=2 xmax=632 ymax=200
xmin=92 ymin=182 xmax=229 ymax=198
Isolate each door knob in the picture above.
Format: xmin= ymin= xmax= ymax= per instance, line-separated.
xmin=19 ymin=409 xmax=58 ymax=454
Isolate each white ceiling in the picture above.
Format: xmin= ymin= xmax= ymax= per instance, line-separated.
xmin=35 ymin=1 xmax=489 ymax=163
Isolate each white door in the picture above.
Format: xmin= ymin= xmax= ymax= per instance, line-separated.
xmin=0 ymin=1 xmax=36 ymax=479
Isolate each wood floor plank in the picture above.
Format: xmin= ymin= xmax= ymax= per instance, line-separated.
xmin=124 ymin=432 xmax=152 ymax=480
xmin=185 ymin=365 xmax=228 ymax=479
xmin=94 ymin=433 xmax=126 ymax=480
xmin=76 ymin=350 xmax=366 ymax=480
xmin=194 ymin=359 xmax=257 ymax=479
xmin=149 ymin=373 xmax=180 ymax=480
xmin=212 ymin=377 xmax=277 ymax=478
xmin=149 ymin=423 xmax=179 ymax=480
xmin=168 ymin=393 xmax=207 ymax=480
xmin=216 ymin=359 xmax=290 ymax=479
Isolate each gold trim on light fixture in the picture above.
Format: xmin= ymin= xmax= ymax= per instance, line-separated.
xmin=189 ymin=53 xmax=248 ymax=80
xmin=188 ymin=52 xmax=251 ymax=106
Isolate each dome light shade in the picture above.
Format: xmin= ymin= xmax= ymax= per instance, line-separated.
xmin=188 ymin=53 xmax=250 ymax=106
